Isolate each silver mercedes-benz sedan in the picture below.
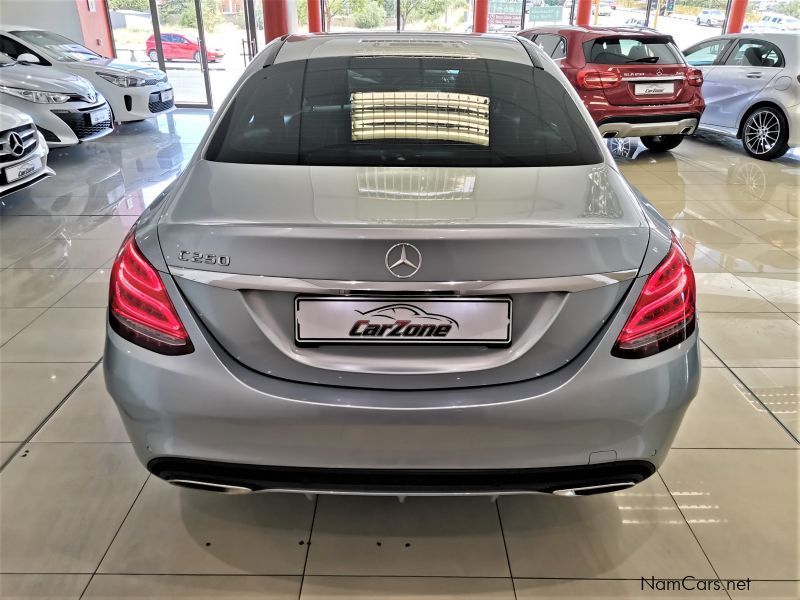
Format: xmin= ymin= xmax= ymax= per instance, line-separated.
xmin=104 ymin=33 xmax=699 ymax=497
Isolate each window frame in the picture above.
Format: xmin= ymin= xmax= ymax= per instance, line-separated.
xmin=683 ymin=37 xmax=735 ymax=67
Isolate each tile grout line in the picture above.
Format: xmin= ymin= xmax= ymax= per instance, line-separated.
xmin=0 ymin=358 xmax=102 ymax=472
xmin=702 ymin=341 xmax=800 ymax=446
xmin=0 ymin=267 xmax=101 ymax=350
xmin=656 ymin=471 xmax=732 ymax=600
xmin=78 ymin=473 xmax=151 ymax=600
xmin=494 ymin=500 xmax=518 ymax=600
xmin=297 ymin=494 xmax=320 ymax=600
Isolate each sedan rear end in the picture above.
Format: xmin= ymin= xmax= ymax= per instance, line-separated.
xmin=104 ymin=33 xmax=699 ymax=497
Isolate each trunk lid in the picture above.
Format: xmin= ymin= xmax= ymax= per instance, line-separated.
xmin=160 ymin=161 xmax=649 ymax=390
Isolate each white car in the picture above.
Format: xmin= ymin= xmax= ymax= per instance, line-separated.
xmin=0 ymin=26 xmax=175 ymax=123
xmin=593 ymin=3 xmax=613 ymax=16
xmin=0 ymin=103 xmax=53 ymax=198
xmin=696 ymin=9 xmax=724 ymax=27
xmin=0 ymin=52 xmax=112 ymax=147
xmin=684 ymin=32 xmax=800 ymax=160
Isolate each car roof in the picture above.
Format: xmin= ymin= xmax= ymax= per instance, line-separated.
xmin=521 ymin=25 xmax=672 ymax=37
xmin=0 ymin=25 xmax=44 ymax=33
xmin=273 ymin=32 xmax=533 ymax=65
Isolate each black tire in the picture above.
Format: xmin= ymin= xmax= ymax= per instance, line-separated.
xmin=148 ymin=49 xmax=158 ymax=62
xmin=640 ymin=134 xmax=684 ymax=152
xmin=706 ymin=19 xmax=712 ymax=26
xmin=741 ymin=106 xmax=790 ymax=160
xmin=696 ymin=18 xmax=701 ymax=24
xmin=193 ymin=51 xmax=201 ymax=63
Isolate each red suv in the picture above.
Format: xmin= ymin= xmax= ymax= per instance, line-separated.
xmin=146 ymin=33 xmax=224 ymax=63
xmin=518 ymin=27 xmax=705 ymax=152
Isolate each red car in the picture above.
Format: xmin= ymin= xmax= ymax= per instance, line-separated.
xmin=146 ymin=33 xmax=224 ymax=63
xmin=518 ymin=26 xmax=705 ymax=152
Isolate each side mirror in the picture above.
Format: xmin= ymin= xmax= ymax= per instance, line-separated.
xmin=17 ymin=53 xmax=40 ymax=64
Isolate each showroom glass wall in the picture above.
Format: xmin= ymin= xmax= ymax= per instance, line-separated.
xmin=106 ymin=0 xmax=766 ymax=108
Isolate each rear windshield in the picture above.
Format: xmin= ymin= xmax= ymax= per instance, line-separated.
xmin=584 ymin=37 xmax=681 ymax=65
xmin=206 ymin=57 xmax=602 ymax=167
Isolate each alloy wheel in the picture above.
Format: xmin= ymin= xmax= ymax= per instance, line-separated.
xmin=744 ymin=110 xmax=781 ymax=156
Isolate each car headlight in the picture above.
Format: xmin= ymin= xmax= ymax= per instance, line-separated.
xmin=96 ymin=72 xmax=146 ymax=87
xmin=0 ymin=86 xmax=71 ymax=104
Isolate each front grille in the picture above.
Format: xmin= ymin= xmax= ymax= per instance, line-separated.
xmin=148 ymin=91 xmax=175 ymax=114
xmin=143 ymin=77 xmax=166 ymax=86
xmin=0 ymin=123 xmax=38 ymax=164
xmin=52 ymin=107 xmax=112 ymax=140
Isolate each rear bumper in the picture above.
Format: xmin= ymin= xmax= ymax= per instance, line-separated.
xmin=597 ymin=116 xmax=700 ymax=138
xmin=149 ymin=458 xmax=656 ymax=496
xmin=787 ymin=102 xmax=800 ymax=147
xmin=104 ymin=273 xmax=701 ymax=492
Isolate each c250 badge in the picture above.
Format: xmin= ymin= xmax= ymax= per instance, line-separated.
xmin=177 ymin=250 xmax=231 ymax=266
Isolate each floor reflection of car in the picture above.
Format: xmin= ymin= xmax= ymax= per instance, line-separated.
xmin=518 ymin=26 xmax=705 ymax=152
xmin=0 ymin=51 xmax=112 ymax=146
xmin=105 ymin=33 xmax=699 ymax=498
xmin=146 ymin=33 xmax=224 ymax=63
xmin=684 ymin=32 xmax=799 ymax=160
xmin=0 ymin=26 xmax=175 ymax=123
xmin=0 ymin=103 xmax=53 ymax=197
xmin=696 ymin=9 xmax=724 ymax=27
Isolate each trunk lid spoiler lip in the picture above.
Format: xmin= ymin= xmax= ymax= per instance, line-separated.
xmin=169 ymin=266 xmax=638 ymax=295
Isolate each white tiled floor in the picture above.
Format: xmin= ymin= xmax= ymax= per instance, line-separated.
xmin=0 ymin=113 xmax=797 ymax=598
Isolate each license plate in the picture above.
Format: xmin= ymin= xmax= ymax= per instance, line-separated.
xmin=89 ymin=108 xmax=108 ymax=125
xmin=295 ymin=297 xmax=512 ymax=344
xmin=161 ymin=89 xmax=174 ymax=102
xmin=634 ymin=82 xmax=674 ymax=95
xmin=4 ymin=156 xmax=42 ymax=183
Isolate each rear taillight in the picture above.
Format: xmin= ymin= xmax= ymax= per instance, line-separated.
xmin=576 ymin=68 xmax=621 ymax=90
xmin=612 ymin=235 xmax=696 ymax=359
xmin=109 ymin=231 xmax=193 ymax=355
xmin=686 ymin=68 xmax=703 ymax=87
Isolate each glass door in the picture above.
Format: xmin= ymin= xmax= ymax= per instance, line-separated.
xmin=149 ymin=0 xmax=213 ymax=107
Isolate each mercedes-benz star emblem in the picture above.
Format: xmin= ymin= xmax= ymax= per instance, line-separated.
xmin=656 ymin=68 xmax=663 ymax=76
xmin=385 ymin=243 xmax=421 ymax=279
xmin=8 ymin=132 xmax=24 ymax=157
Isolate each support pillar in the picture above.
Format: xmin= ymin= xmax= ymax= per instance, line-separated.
xmin=308 ymin=0 xmax=322 ymax=33
xmin=263 ymin=0 xmax=291 ymax=43
xmin=473 ymin=0 xmax=488 ymax=33
xmin=575 ymin=0 xmax=593 ymax=27
xmin=726 ymin=0 xmax=748 ymax=33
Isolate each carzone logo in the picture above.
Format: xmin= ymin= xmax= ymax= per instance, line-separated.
xmin=348 ymin=304 xmax=459 ymax=339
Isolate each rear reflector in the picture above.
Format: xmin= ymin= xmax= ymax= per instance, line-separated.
xmin=109 ymin=231 xmax=193 ymax=355
xmin=686 ymin=68 xmax=704 ymax=87
xmin=577 ymin=69 xmax=621 ymax=90
xmin=612 ymin=234 xmax=696 ymax=359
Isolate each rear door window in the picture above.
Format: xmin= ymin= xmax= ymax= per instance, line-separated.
xmin=535 ymin=34 xmax=567 ymax=60
xmin=585 ymin=37 xmax=682 ymax=64
xmin=724 ymin=40 xmax=784 ymax=68
xmin=207 ymin=56 xmax=602 ymax=168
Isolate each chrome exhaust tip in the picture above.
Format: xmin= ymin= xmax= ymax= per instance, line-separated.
xmin=602 ymin=131 xmax=618 ymax=138
xmin=167 ymin=478 xmax=253 ymax=494
xmin=552 ymin=481 xmax=635 ymax=496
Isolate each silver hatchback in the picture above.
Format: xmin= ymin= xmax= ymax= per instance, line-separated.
xmin=104 ymin=33 xmax=699 ymax=497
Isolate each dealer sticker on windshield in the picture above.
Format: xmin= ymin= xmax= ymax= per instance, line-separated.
xmin=295 ymin=297 xmax=511 ymax=344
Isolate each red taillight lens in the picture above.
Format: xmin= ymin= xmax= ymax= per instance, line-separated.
xmin=686 ymin=68 xmax=704 ymax=87
xmin=577 ymin=69 xmax=621 ymax=90
xmin=109 ymin=231 xmax=193 ymax=355
xmin=612 ymin=235 xmax=696 ymax=359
